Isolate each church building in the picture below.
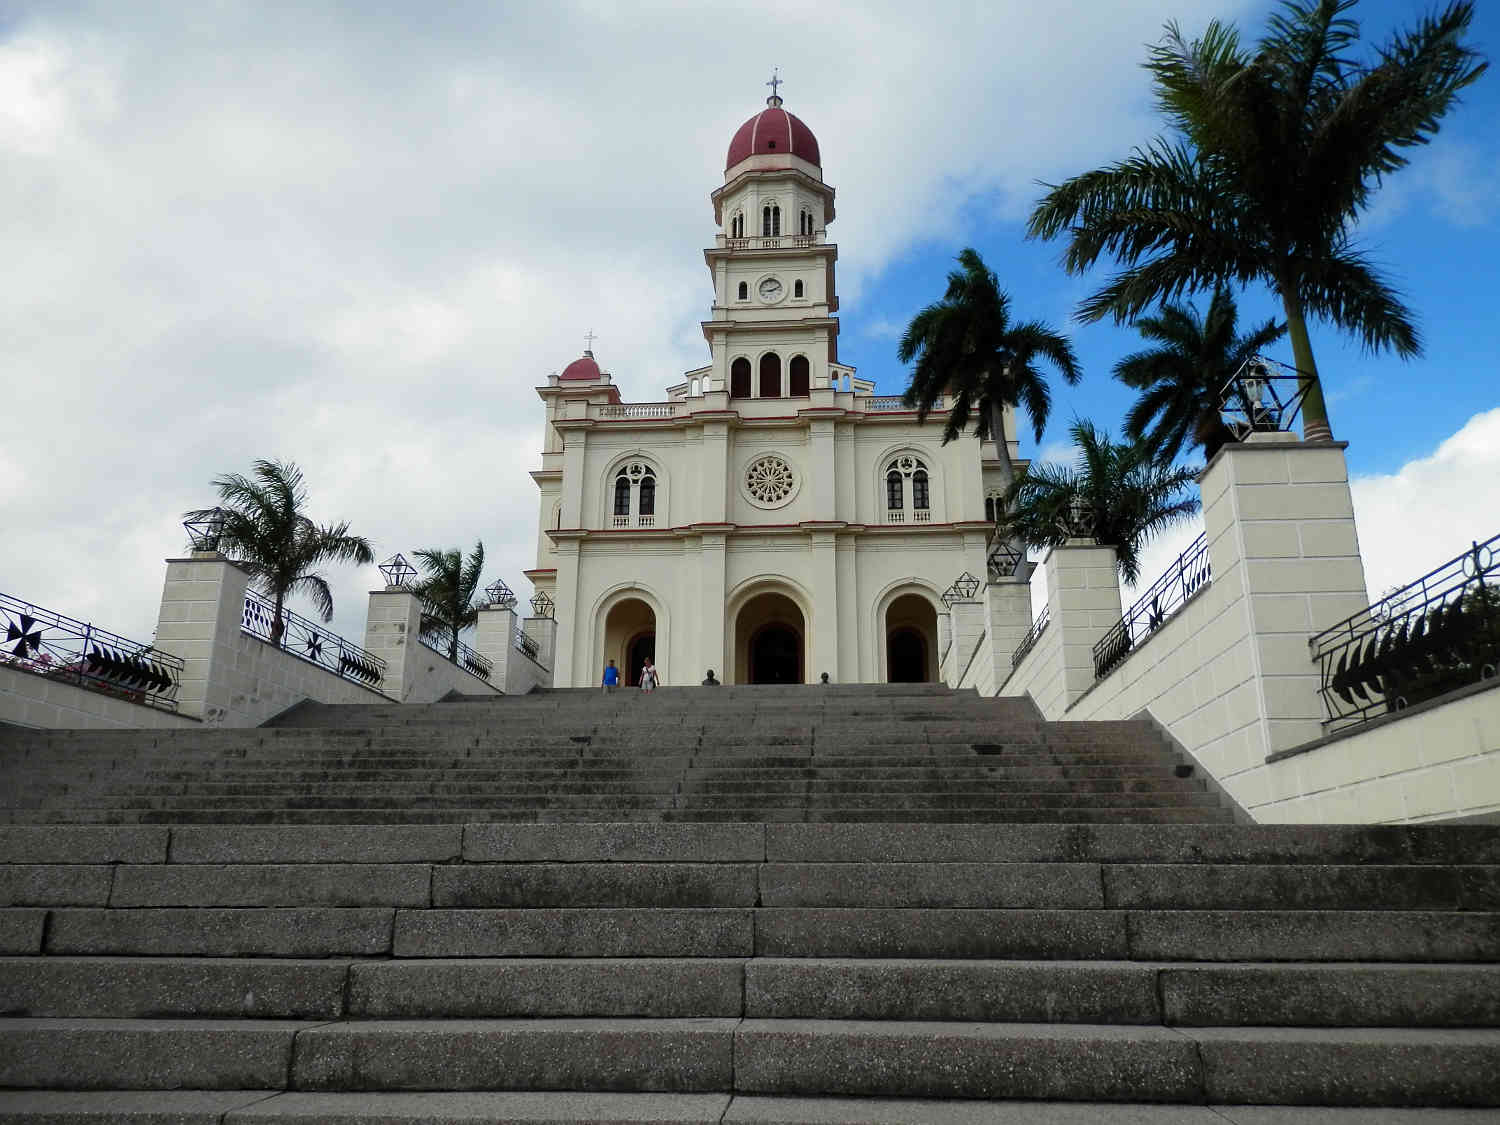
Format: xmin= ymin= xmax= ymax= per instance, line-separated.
xmin=526 ymin=90 xmax=1017 ymax=687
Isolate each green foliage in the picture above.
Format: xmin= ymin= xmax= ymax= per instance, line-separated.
xmin=185 ymin=459 xmax=374 ymax=642
xmin=413 ymin=541 xmax=486 ymax=664
xmin=1116 ymin=287 xmax=1286 ymax=464
xmin=899 ymin=247 xmax=1080 ymax=467
xmin=999 ymin=420 xmax=1201 ymax=584
xmin=1028 ymin=0 xmax=1487 ymax=438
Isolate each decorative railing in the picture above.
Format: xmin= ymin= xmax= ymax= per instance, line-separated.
xmin=241 ymin=590 xmax=385 ymax=689
xmin=1312 ymin=534 xmax=1499 ymax=732
xmin=1 ymin=592 xmax=184 ymax=712
xmin=724 ymin=234 xmax=823 ymax=250
xmin=1012 ymin=605 xmax=1050 ymax=670
xmin=417 ymin=617 xmax=494 ymax=683
xmin=1092 ymin=533 xmax=1212 ymax=680
xmin=599 ymin=404 xmax=676 ymax=419
xmin=514 ymin=627 xmax=540 ymax=662
xmin=863 ymin=396 xmax=943 ymax=413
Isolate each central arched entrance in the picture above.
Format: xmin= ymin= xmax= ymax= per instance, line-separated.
xmin=734 ymin=591 xmax=805 ymax=684
xmin=603 ymin=597 xmax=656 ymax=686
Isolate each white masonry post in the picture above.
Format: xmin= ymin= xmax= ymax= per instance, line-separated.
xmin=151 ymin=552 xmax=253 ymax=723
xmin=985 ymin=573 xmax=1034 ymax=685
xmin=363 ymin=586 xmax=424 ymax=702
xmin=1043 ymin=540 xmax=1126 ymax=713
xmin=944 ymin=598 xmax=986 ymax=687
xmin=474 ymin=605 xmax=517 ymax=693
xmin=1200 ymin=433 xmax=1370 ymax=756
xmin=523 ymin=616 xmax=558 ymax=682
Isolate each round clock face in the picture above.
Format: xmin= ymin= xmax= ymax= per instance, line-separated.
xmin=758 ymin=277 xmax=784 ymax=301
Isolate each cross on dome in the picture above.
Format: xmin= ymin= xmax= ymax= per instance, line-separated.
xmin=583 ymin=329 xmax=597 ymax=356
xmin=765 ymin=68 xmax=783 ymax=107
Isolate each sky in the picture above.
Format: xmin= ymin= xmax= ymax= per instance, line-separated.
xmin=3 ymin=0 xmax=1496 ymax=653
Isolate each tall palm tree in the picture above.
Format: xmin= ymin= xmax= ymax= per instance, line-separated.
xmin=413 ymin=542 xmax=485 ymax=664
xmin=185 ymin=459 xmax=374 ymax=645
xmin=900 ymin=248 xmax=1081 ymax=480
xmin=1028 ymin=0 xmax=1485 ymax=442
xmin=999 ymin=420 xmax=1201 ymax=584
xmin=1116 ymin=287 xmax=1286 ymax=464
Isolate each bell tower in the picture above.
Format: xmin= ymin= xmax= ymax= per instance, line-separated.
xmin=703 ymin=80 xmax=840 ymax=399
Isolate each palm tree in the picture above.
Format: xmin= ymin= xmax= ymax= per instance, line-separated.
xmin=412 ymin=542 xmax=485 ymax=664
xmin=185 ymin=459 xmax=374 ymax=645
xmin=899 ymin=247 xmax=1081 ymax=484
xmin=1028 ymin=0 xmax=1486 ymax=442
xmin=1116 ymin=287 xmax=1286 ymax=464
xmin=999 ymin=420 xmax=1201 ymax=584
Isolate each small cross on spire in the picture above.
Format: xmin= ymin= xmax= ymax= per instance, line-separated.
xmin=765 ymin=68 xmax=783 ymax=105
xmin=583 ymin=329 xmax=597 ymax=354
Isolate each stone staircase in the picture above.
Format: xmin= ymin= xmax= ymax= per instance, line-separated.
xmin=1 ymin=686 xmax=1498 ymax=1121
xmin=0 ymin=685 xmax=1232 ymax=825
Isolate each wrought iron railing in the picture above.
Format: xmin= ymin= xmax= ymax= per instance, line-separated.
xmin=241 ymin=590 xmax=385 ymax=689
xmin=1092 ymin=533 xmax=1212 ymax=680
xmin=514 ymin=627 xmax=540 ymax=662
xmin=1012 ymin=605 xmax=1050 ymax=670
xmin=1 ymin=592 xmax=184 ymax=712
xmin=1312 ymin=534 xmax=1499 ymax=732
xmin=418 ymin=617 xmax=494 ymax=683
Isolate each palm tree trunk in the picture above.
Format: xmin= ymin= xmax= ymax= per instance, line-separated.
xmin=988 ymin=400 xmax=1029 ymax=581
xmin=272 ymin=591 xmax=286 ymax=648
xmin=449 ymin=626 xmax=459 ymax=664
xmin=1278 ymin=280 xmax=1332 ymax=443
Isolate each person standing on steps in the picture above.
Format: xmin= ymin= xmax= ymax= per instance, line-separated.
xmin=701 ymin=670 xmax=720 ymax=686
xmin=639 ymin=658 xmax=659 ymax=693
xmin=602 ymin=659 xmax=620 ymax=693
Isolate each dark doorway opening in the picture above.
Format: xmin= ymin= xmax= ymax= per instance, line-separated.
xmin=887 ymin=628 xmax=927 ymax=683
xmin=749 ymin=624 xmax=802 ymax=684
xmin=627 ymin=632 xmax=655 ymax=687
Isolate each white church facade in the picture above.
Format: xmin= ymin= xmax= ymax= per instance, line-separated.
xmin=526 ymin=92 xmax=1017 ymax=687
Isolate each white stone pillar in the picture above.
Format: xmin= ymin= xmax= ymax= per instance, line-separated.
xmin=551 ymin=537 xmax=581 ymax=686
xmin=363 ymin=587 xmax=423 ymax=701
xmin=945 ymin=597 xmax=986 ymax=687
xmin=1201 ymin=434 xmax=1369 ymax=755
xmin=809 ymin=529 xmax=840 ymax=684
xmin=474 ymin=605 xmax=517 ymax=692
xmin=698 ymin=531 xmax=729 ymax=683
xmin=1044 ymin=540 xmax=1125 ymax=711
xmin=986 ymin=575 xmax=1034 ymax=687
xmin=523 ymin=616 xmax=558 ymax=677
xmin=152 ymin=553 xmax=252 ymax=722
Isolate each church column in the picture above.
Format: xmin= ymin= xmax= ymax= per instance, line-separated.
xmin=700 ymin=420 xmax=730 ymax=524
xmin=699 ymin=531 xmax=729 ymax=680
xmin=836 ymin=535 xmax=859 ymax=683
xmin=559 ymin=427 xmax=588 ymax=528
xmin=810 ymin=419 xmax=836 ymax=517
xmin=809 ymin=529 xmax=839 ymax=682
xmin=551 ymin=536 xmax=583 ymax=687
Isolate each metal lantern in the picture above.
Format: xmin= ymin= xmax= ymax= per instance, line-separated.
xmin=484 ymin=579 xmax=517 ymax=610
xmin=987 ymin=538 xmax=1023 ymax=581
xmin=183 ymin=508 xmax=227 ymax=553
xmin=529 ymin=591 xmax=555 ymax=619
xmin=378 ymin=553 xmax=417 ymax=590
xmin=1220 ymin=354 xmax=1314 ymax=439
xmin=939 ymin=584 xmax=960 ymax=609
xmin=1068 ymin=496 xmax=1091 ymax=538
xmin=951 ymin=571 xmax=981 ymax=601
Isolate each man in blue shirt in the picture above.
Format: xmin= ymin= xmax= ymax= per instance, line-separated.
xmin=602 ymin=659 xmax=620 ymax=693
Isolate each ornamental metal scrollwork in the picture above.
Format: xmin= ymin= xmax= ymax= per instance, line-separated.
xmin=745 ymin=455 xmax=797 ymax=507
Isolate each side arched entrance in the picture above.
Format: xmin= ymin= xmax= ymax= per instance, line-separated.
xmin=603 ymin=597 xmax=656 ymax=686
xmin=884 ymin=592 xmax=939 ymax=682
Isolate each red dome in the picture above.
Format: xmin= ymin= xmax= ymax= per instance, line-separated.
xmin=726 ymin=99 xmax=820 ymax=170
xmin=560 ymin=352 xmax=601 ymax=381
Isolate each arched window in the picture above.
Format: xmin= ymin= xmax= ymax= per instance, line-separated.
xmin=799 ymin=210 xmax=813 ymax=236
xmin=638 ymin=475 xmax=655 ymax=516
xmin=731 ymin=212 xmax=744 ymax=238
xmin=793 ymin=279 xmax=804 ymax=298
xmin=762 ymin=204 xmax=780 ymax=236
xmin=737 ymin=281 xmax=748 ymax=301
xmin=886 ymin=470 xmax=904 ymax=511
xmin=730 ymin=357 xmax=751 ymax=398
xmin=759 ymin=353 xmax=782 ymax=398
xmin=613 ymin=475 xmax=631 ymax=517
xmin=885 ymin=455 xmax=931 ymax=522
xmin=610 ymin=461 xmax=661 ymax=527
xmin=984 ymin=497 xmax=995 ymax=523
xmin=789 ymin=355 xmax=810 ymax=397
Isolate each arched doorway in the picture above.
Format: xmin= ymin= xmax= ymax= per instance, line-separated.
xmin=887 ymin=628 xmax=927 ymax=682
xmin=734 ymin=591 xmax=805 ymax=684
xmin=603 ymin=597 xmax=656 ymax=686
xmin=885 ymin=592 xmax=938 ymax=682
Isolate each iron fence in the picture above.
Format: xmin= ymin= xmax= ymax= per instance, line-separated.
xmin=418 ymin=617 xmax=494 ymax=683
xmin=1 ymin=592 xmax=184 ymax=712
xmin=1012 ymin=605 xmax=1050 ymax=670
xmin=241 ymin=590 xmax=386 ymax=689
xmin=1312 ymin=534 xmax=1499 ymax=732
xmin=1092 ymin=533 xmax=1212 ymax=680
xmin=514 ymin=627 xmax=540 ymax=662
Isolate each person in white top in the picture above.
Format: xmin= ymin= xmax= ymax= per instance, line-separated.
xmin=639 ymin=659 xmax=659 ymax=692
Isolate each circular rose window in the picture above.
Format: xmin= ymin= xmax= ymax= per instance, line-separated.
xmin=744 ymin=454 xmax=797 ymax=508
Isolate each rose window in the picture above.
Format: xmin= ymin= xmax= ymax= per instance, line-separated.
xmin=744 ymin=455 xmax=796 ymax=507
